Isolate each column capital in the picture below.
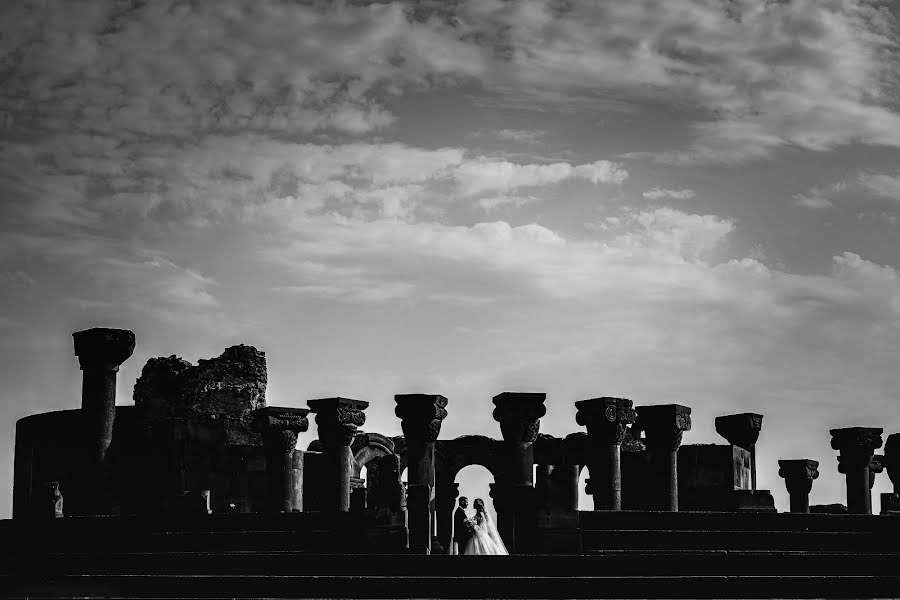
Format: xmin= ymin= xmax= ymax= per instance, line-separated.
xmin=575 ymin=397 xmax=636 ymax=445
xmin=636 ymin=404 xmax=692 ymax=451
xmin=830 ymin=427 xmax=883 ymax=471
xmin=308 ymin=397 xmax=368 ymax=447
xmin=492 ymin=392 xmax=547 ymax=443
xmin=253 ymin=406 xmax=310 ymax=453
xmin=394 ymin=394 xmax=448 ymax=445
xmin=715 ymin=413 xmax=763 ymax=451
xmin=73 ymin=327 xmax=135 ymax=371
xmin=778 ymin=459 xmax=819 ymax=492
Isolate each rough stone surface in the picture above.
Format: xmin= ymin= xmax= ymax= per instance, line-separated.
xmin=715 ymin=413 xmax=763 ymax=451
xmin=73 ymin=328 xmax=136 ymax=371
xmin=133 ymin=345 xmax=267 ymax=425
xmin=492 ymin=392 xmax=547 ymax=443
xmin=394 ymin=394 xmax=448 ymax=445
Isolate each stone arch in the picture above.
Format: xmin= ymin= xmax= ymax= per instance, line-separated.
xmin=433 ymin=435 xmax=504 ymax=552
xmin=351 ymin=432 xmax=396 ymax=478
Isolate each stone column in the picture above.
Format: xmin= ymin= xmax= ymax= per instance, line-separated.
xmin=492 ymin=392 xmax=547 ymax=553
xmin=73 ymin=328 xmax=135 ymax=464
xmin=830 ymin=427 xmax=883 ymax=515
xmin=436 ymin=479 xmax=459 ymax=553
xmin=252 ymin=407 xmax=309 ymax=513
xmin=575 ymin=397 xmax=636 ymax=510
xmin=307 ymin=398 xmax=368 ymax=512
xmin=715 ymin=413 xmax=763 ymax=491
xmin=636 ymin=404 xmax=692 ymax=511
xmin=868 ymin=454 xmax=884 ymax=514
xmin=882 ymin=434 xmax=900 ymax=513
xmin=777 ymin=459 xmax=818 ymax=513
xmin=72 ymin=327 xmax=135 ymax=514
xmin=394 ymin=394 xmax=448 ymax=554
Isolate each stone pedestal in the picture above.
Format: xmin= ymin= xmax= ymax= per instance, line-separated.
xmin=636 ymin=404 xmax=691 ymax=512
xmin=252 ymin=407 xmax=309 ymax=513
xmin=308 ymin=398 xmax=368 ymax=512
xmin=575 ymin=397 xmax=636 ymax=511
xmin=715 ymin=413 xmax=763 ymax=491
xmin=830 ymin=427 xmax=883 ymax=515
xmin=778 ymin=459 xmax=819 ymax=513
xmin=395 ymin=394 xmax=448 ymax=555
xmin=72 ymin=327 xmax=135 ymax=515
xmin=492 ymin=392 xmax=546 ymax=553
xmin=350 ymin=477 xmax=367 ymax=511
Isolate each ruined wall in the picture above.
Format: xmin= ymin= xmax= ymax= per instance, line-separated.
xmin=131 ymin=345 xmax=269 ymax=514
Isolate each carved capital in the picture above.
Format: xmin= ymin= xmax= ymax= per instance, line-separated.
xmin=394 ymin=394 xmax=449 ymax=445
xmin=778 ymin=459 xmax=819 ymax=494
xmin=830 ymin=427 xmax=883 ymax=471
xmin=308 ymin=397 xmax=368 ymax=447
xmin=715 ymin=413 xmax=763 ymax=451
xmin=73 ymin=327 xmax=135 ymax=371
xmin=492 ymin=392 xmax=547 ymax=443
xmin=636 ymin=404 xmax=692 ymax=451
xmin=575 ymin=397 xmax=637 ymax=445
xmin=253 ymin=407 xmax=310 ymax=454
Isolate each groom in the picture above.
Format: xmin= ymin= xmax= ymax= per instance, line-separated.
xmin=452 ymin=496 xmax=472 ymax=555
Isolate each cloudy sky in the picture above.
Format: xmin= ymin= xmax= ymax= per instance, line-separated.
xmin=3 ymin=0 xmax=900 ymax=519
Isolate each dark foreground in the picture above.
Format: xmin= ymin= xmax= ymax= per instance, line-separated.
xmin=3 ymin=511 xmax=899 ymax=598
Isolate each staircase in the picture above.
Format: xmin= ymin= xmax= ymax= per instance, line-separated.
xmin=2 ymin=512 xmax=899 ymax=598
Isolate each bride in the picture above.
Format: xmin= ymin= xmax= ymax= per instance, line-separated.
xmin=463 ymin=498 xmax=509 ymax=555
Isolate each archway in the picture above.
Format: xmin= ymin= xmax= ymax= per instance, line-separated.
xmin=577 ymin=465 xmax=592 ymax=510
xmin=454 ymin=464 xmax=496 ymax=550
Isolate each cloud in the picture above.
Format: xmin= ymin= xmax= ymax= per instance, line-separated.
xmin=494 ymin=129 xmax=546 ymax=143
xmin=858 ymin=172 xmax=900 ymax=202
xmin=642 ymin=188 xmax=696 ymax=201
xmin=4 ymin=1 xmax=900 ymax=164
xmin=0 ymin=270 xmax=37 ymax=289
xmin=456 ymin=0 xmax=900 ymax=163
xmin=454 ymin=158 xmax=628 ymax=196
xmin=793 ymin=191 xmax=836 ymax=210
xmin=477 ymin=195 xmax=539 ymax=212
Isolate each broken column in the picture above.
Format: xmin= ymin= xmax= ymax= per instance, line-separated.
xmin=252 ymin=407 xmax=309 ymax=513
xmin=777 ymin=459 xmax=819 ymax=513
xmin=637 ymin=404 xmax=691 ymax=511
xmin=715 ymin=413 xmax=763 ymax=491
xmin=73 ymin=328 xmax=135 ymax=465
xmin=394 ymin=394 xmax=448 ymax=554
xmin=73 ymin=327 xmax=135 ymax=514
xmin=307 ymin=397 xmax=368 ymax=512
xmin=492 ymin=392 xmax=547 ymax=552
xmin=575 ymin=397 xmax=636 ymax=511
xmin=830 ymin=427 xmax=883 ymax=515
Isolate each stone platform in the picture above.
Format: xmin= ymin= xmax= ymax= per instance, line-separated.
xmin=3 ymin=511 xmax=900 ymax=598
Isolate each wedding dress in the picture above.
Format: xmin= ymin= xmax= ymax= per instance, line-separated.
xmin=463 ymin=509 xmax=509 ymax=555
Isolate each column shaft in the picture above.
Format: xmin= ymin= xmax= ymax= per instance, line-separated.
xmin=593 ymin=444 xmax=622 ymax=510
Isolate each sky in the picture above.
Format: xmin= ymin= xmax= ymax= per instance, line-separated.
xmin=2 ymin=0 xmax=900 ymax=520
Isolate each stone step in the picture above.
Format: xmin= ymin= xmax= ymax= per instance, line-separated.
xmin=580 ymin=528 xmax=885 ymax=552
xmin=5 ymin=573 xmax=900 ymax=599
xmin=576 ymin=510 xmax=900 ymax=533
xmin=7 ymin=551 xmax=900 ymax=577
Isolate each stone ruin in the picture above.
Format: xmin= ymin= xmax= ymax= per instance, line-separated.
xmin=11 ymin=327 xmax=899 ymax=555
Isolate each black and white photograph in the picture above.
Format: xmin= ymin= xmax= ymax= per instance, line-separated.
xmin=2 ymin=1 xmax=900 ymax=598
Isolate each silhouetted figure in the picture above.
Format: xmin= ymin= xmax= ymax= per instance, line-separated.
xmin=453 ymin=496 xmax=471 ymax=555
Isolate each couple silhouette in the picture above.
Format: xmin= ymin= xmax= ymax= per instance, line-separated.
xmin=451 ymin=496 xmax=509 ymax=555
